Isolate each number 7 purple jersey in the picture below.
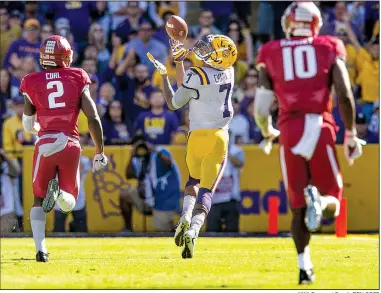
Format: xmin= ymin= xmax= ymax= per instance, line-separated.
xmin=20 ymin=67 xmax=91 ymax=139
xmin=256 ymin=35 xmax=346 ymax=128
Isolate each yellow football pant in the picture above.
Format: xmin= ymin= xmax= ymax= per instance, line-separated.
xmin=186 ymin=129 xmax=229 ymax=191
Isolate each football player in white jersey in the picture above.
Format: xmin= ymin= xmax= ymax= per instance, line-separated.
xmin=148 ymin=35 xmax=237 ymax=258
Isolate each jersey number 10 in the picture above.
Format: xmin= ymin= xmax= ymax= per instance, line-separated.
xmin=282 ymin=45 xmax=317 ymax=81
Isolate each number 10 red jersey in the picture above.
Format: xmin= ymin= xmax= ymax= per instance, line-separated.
xmin=256 ymin=35 xmax=347 ymax=127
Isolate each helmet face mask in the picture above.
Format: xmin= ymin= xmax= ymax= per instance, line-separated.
xmin=193 ymin=34 xmax=237 ymax=70
xmin=281 ymin=2 xmax=322 ymax=39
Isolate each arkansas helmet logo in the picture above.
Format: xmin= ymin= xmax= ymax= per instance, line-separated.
xmin=45 ymin=40 xmax=56 ymax=54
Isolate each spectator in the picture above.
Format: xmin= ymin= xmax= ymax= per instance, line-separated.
xmin=81 ymin=58 xmax=98 ymax=78
xmin=2 ymin=95 xmax=37 ymax=231
xmin=91 ymin=1 xmax=111 ymax=41
xmin=240 ymin=67 xmax=258 ymax=107
xmin=98 ymin=82 xmax=116 ymax=114
xmin=200 ymin=2 xmax=232 ymax=32
xmin=115 ymin=1 xmax=146 ymax=41
xmin=320 ymin=2 xmax=362 ymax=41
xmin=40 ymin=23 xmax=53 ymax=42
xmin=54 ymin=17 xmax=70 ymax=35
xmin=120 ymin=134 xmax=181 ymax=232
xmin=0 ymin=69 xmax=12 ymax=135
xmin=116 ymin=63 xmax=156 ymax=126
xmin=3 ymin=18 xmax=41 ymax=71
xmin=356 ymin=113 xmax=379 ymax=144
xmin=123 ymin=21 xmax=168 ymax=76
xmin=24 ymin=1 xmax=44 ymax=24
xmin=152 ymin=11 xmax=173 ymax=49
xmin=206 ymin=135 xmax=245 ymax=233
xmin=54 ymin=151 xmax=91 ymax=233
xmin=226 ymin=20 xmax=253 ymax=64
xmin=108 ymin=2 xmax=128 ymax=30
xmin=102 ymin=100 xmax=131 ymax=145
xmin=189 ymin=10 xmax=221 ymax=44
xmin=0 ymin=148 xmax=21 ymax=234
xmin=368 ymin=100 xmax=379 ymax=135
xmin=0 ymin=6 xmax=22 ymax=65
xmin=88 ymin=22 xmax=111 ymax=72
xmin=45 ymin=1 xmax=96 ymax=46
xmin=364 ymin=1 xmax=379 ymax=41
xmin=83 ymin=44 xmax=98 ymax=60
xmin=9 ymin=10 xmax=23 ymax=28
xmin=171 ymin=106 xmax=190 ymax=145
xmin=257 ymin=1 xmax=274 ymax=44
xmin=229 ymin=98 xmax=250 ymax=144
xmin=245 ymin=98 xmax=263 ymax=144
xmin=148 ymin=1 xmax=187 ymax=28
xmin=134 ymin=89 xmax=179 ymax=145
xmin=10 ymin=56 xmax=38 ymax=99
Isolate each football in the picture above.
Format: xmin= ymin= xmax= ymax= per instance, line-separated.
xmin=165 ymin=15 xmax=188 ymax=42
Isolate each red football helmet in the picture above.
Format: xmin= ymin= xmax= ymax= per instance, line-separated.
xmin=281 ymin=2 xmax=323 ymax=39
xmin=40 ymin=35 xmax=73 ymax=68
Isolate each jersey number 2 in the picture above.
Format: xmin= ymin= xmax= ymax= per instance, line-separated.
xmin=282 ymin=45 xmax=317 ymax=81
xmin=220 ymin=83 xmax=232 ymax=118
xmin=47 ymin=81 xmax=66 ymax=109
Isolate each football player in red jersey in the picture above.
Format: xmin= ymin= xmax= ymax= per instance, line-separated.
xmin=254 ymin=2 xmax=366 ymax=284
xmin=20 ymin=35 xmax=108 ymax=262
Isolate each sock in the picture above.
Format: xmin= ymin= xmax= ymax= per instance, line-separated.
xmin=298 ymin=246 xmax=313 ymax=271
xmin=320 ymin=195 xmax=340 ymax=217
xmin=30 ymin=207 xmax=47 ymax=253
xmin=57 ymin=190 xmax=76 ymax=213
xmin=182 ymin=195 xmax=196 ymax=219
xmin=190 ymin=212 xmax=206 ymax=236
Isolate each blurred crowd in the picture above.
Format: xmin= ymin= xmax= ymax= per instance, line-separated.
xmin=0 ymin=1 xmax=379 ymax=232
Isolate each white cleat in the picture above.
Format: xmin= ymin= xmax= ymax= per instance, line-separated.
xmin=303 ymin=185 xmax=322 ymax=232
xmin=182 ymin=230 xmax=196 ymax=259
xmin=174 ymin=215 xmax=190 ymax=247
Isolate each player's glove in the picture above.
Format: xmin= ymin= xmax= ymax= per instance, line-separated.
xmin=258 ymin=127 xmax=280 ymax=155
xmin=344 ymin=129 xmax=366 ymax=166
xmin=92 ymin=153 xmax=108 ymax=172
xmin=169 ymin=39 xmax=193 ymax=63
xmin=146 ymin=52 xmax=167 ymax=75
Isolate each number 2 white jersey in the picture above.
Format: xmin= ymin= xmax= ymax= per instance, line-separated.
xmin=182 ymin=66 xmax=235 ymax=131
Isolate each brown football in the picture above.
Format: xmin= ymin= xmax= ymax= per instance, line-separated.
xmin=165 ymin=15 xmax=188 ymax=42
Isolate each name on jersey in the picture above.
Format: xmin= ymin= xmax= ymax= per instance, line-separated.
xmin=46 ymin=72 xmax=61 ymax=80
xmin=280 ymin=37 xmax=312 ymax=47
xmin=213 ymin=71 xmax=231 ymax=83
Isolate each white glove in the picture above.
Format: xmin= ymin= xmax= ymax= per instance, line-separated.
xmin=92 ymin=153 xmax=108 ymax=172
xmin=344 ymin=129 xmax=366 ymax=166
xmin=258 ymin=127 xmax=280 ymax=155
xmin=146 ymin=52 xmax=167 ymax=75
xmin=169 ymin=39 xmax=193 ymax=63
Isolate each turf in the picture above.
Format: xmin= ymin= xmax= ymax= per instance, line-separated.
xmin=0 ymin=235 xmax=379 ymax=289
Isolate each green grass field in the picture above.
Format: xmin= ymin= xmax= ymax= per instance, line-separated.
xmin=0 ymin=235 xmax=379 ymax=289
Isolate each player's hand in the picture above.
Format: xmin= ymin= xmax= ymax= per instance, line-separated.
xmin=146 ymin=52 xmax=167 ymax=75
xmin=344 ymin=130 xmax=366 ymax=166
xmin=258 ymin=127 xmax=280 ymax=155
xmin=92 ymin=153 xmax=108 ymax=172
xmin=169 ymin=39 xmax=193 ymax=63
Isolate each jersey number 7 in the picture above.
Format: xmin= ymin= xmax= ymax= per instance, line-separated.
xmin=220 ymin=83 xmax=232 ymax=118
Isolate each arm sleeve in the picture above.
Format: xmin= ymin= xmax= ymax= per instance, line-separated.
xmin=172 ymin=87 xmax=195 ymax=110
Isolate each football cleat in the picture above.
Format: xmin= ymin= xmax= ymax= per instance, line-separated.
xmin=299 ymin=269 xmax=315 ymax=285
xmin=304 ymin=185 xmax=322 ymax=232
xmin=174 ymin=215 xmax=190 ymax=247
xmin=42 ymin=179 xmax=60 ymax=213
xmin=182 ymin=230 xmax=196 ymax=259
xmin=36 ymin=251 xmax=49 ymax=262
